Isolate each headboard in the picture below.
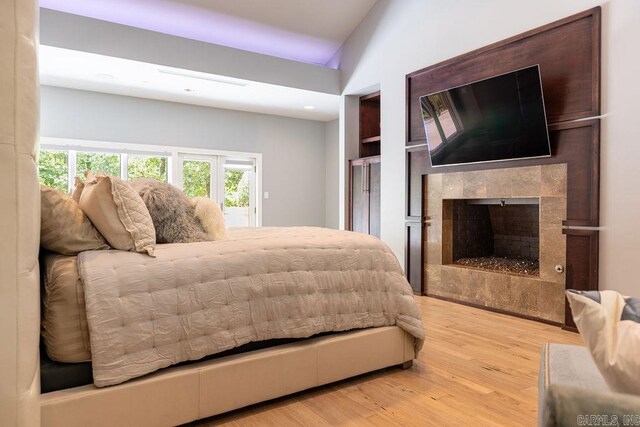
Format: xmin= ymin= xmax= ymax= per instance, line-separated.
xmin=0 ymin=0 xmax=41 ymax=425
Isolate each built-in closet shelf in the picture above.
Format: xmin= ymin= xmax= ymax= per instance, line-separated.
xmin=359 ymin=91 xmax=381 ymax=158
xmin=361 ymin=136 xmax=381 ymax=144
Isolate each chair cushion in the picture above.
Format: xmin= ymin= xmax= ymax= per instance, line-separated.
xmin=538 ymin=343 xmax=609 ymax=426
xmin=539 ymin=343 xmax=608 ymax=392
xmin=543 ymin=384 xmax=640 ymax=427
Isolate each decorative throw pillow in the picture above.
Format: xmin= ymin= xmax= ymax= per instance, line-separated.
xmin=192 ymin=196 xmax=228 ymax=240
xmin=79 ymin=173 xmax=156 ymax=255
xmin=41 ymin=252 xmax=91 ymax=363
xmin=40 ymin=184 xmax=109 ymax=255
xmin=130 ymin=178 xmax=209 ymax=243
xmin=71 ymin=176 xmax=84 ymax=203
xmin=566 ymin=290 xmax=640 ymax=395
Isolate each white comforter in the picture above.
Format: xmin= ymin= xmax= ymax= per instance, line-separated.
xmin=78 ymin=227 xmax=425 ymax=387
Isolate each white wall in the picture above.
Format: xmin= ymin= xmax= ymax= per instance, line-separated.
xmin=40 ymin=86 xmax=328 ymax=228
xmin=324 ymin=119 xmax=339 ymax=228
xmin=336 ymin=0 xmax=640 ymax=295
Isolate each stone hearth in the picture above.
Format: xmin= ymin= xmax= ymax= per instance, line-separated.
xmin=424 ymin=164 xmax=567 ymax=323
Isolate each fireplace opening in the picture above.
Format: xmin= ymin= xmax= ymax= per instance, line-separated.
xmin=443 ymin=198 xmax=540 ymax=276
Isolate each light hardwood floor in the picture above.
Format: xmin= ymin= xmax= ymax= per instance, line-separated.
xmin=192 ymin=296 xmax=583 ymax=426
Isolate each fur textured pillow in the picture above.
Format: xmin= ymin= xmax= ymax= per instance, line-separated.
xmin=192 ymin=197 xmax=228 ymax=240
xmin=130 ymin=179 xmax=209 ymax=244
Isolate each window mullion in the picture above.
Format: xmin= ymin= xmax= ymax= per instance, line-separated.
xmin=121 ymin=153 xmax=128 ymax=180
xmin=173 ymin=152 xmax=183 ymax=189
xmin=68 ymin=150 xmax=77 ymax=193
xmin=209 ymin=157 xmax=216 ymax=201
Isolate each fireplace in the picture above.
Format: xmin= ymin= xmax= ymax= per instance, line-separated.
xmin=444 ymin=198 xmax=540 ymax=276
xmin=424 ymin=165 xmax=568 ymax=323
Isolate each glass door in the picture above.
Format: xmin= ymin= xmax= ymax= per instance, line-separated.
xmin=181 ymin=157 xmax=214 ymax=198
xmin=219 ymin=158 xmax=256 ymax=227
xmin=177 ymin=154 xmax=257 ymax=227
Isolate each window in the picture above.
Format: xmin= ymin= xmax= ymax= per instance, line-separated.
xmin=38 ymin=150 xmax=68 ymax=192
xmin=182 ymin=159 xmax=211 ymax=198
xmin=76 ymin=152 xmax=121 ymax=178
xmin=223 ymin=162 xmax=253 ymax=227
xmin=37 ymin=138 xmax=262 ymax=226
xmin=127 ymin=155 xmax=169 ymax=182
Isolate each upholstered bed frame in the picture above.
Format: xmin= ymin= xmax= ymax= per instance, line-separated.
xmin=0 ymin=3 xmax=415 ymax=426
xmin=42 ymin=327 xmax=414 ymax=426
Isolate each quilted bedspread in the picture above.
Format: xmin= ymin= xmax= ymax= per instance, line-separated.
xmin=78 ymin=227 xmax=425 ymax=387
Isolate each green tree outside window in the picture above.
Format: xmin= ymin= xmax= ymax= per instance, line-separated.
xmin=127 ymin=155 xmax=168 ymax=182
xmin=38 ymin=150 xmax=68 ymax=192
xmin=182 ymin=160 xmax=211 ymax=197
xmin=225 ymin=169 xmax=250 ymax=207
xmin=77 ymin=152 xmax=121 ymax=177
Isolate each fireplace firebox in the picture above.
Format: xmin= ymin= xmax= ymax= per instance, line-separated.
xmin=443 ymin=198 xmax=540 ymax=276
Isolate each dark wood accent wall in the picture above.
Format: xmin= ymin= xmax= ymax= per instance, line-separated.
xmin=404 ymin=8 xmax=601 ymax=327
xmin=406 ymin=8 xmax=600 ymax=145
xmin=359 ymin=91 xmax=381 ymax=158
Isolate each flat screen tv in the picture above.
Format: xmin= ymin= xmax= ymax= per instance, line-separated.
xmin=420 ymin=65 xmax=551 ymax=167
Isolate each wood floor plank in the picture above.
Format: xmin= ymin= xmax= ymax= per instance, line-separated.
xmin=189 ymin=296 xmax=583 ymax=426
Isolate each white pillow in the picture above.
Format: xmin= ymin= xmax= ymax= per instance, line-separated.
xmin=566 ymin=290 xmax=640 ymax=395
xmin=192 ymin=197 xmax=228 ymax=240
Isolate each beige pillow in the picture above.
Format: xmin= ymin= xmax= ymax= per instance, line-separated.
xmin=79 ymin=174 xmax=156 ymax=255
xmin=40 ymin=185 xmax=109 ymax=255
xmin=41 ymin=252 xmax=91 ymax=363
xmin=192 ymin=196 xmax=228 ymax=240
xmin=71 ymin=176 xmax=84 ymax=203
xmin=566 ymin=290 xmax=640 ymax=395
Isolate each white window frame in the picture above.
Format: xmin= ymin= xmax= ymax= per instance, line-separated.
xmin=40 ymin=137 xmax=263 ymax=227
xmin=221 ymin=157 xmax=258 ymax=227
xmin=177 ymin=153 xmax=216 ymax=202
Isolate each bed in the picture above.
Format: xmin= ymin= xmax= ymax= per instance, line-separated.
xmin=1 ymin=4 xmax=423 ymax=422
xmin=40 ymin=227 xmax=424 ymax=426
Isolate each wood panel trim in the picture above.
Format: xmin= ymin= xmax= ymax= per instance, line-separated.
xmin=406 ymin=8 xmax=600 ymax=121
xmin=360 ymin=90 xmax=380 ymax=102
xmin=405 ymin=222 xmax=426 ymax=295
xmin=555 ymin=120 xmax=601 ymax=227
xmin=405 ymin=120 xmax=600 ymax=229
xmin=405 ymin=145 xmax=430 ymax=220
xmin=562 ymin=228 xmax=599 ymax=327
xmin=406 ymin=7 xmax=601 ymax=143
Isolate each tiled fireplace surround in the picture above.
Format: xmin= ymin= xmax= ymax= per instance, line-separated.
xmin=424 ymin=164 xmax=567 ymax=323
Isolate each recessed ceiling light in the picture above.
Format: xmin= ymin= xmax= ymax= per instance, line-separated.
xmin=184 ymin=88 xmax=195 ymax=92
xmin=304 ymin=105 xmax=315 ymax=110
xmin=95 ymin=73 xmax=114 ymax=80
xmin=141 ymin=80 xmax=149 ymax=84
